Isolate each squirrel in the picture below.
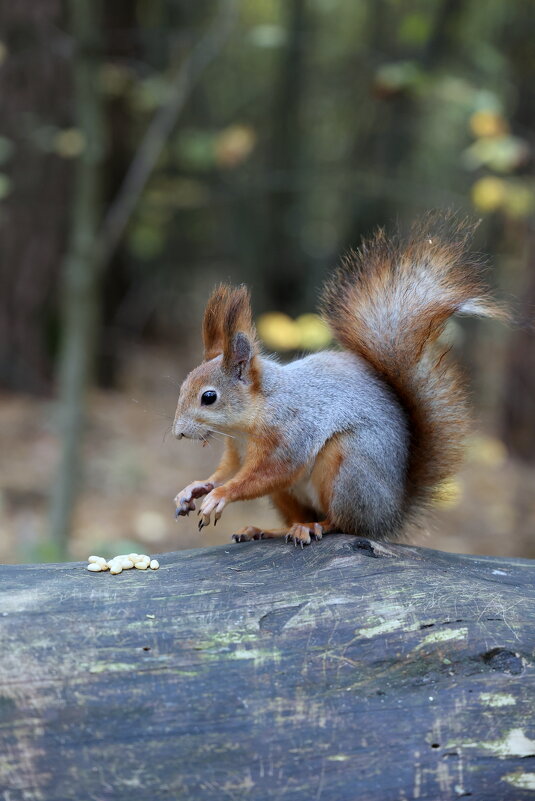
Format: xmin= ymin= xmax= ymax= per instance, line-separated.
xmin=173 ymin=215 xmax=503 ymax=547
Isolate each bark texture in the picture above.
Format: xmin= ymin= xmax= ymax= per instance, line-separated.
xmin=0 ymin=535 xmax=534 ymax=800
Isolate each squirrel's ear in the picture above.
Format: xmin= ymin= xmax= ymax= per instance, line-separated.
xmin=223 ymin=331 xmax=256 ymax=380
xmin=202 ymin=284 xmax=228 ymax=361
xmin=202 ymin=283 xmax=256 ymax=362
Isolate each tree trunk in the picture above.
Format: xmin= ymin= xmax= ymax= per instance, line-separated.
xmin=47 ymin=0 xmax=236 ymax=557
xmin=1 ymin=535 xmax=534 ymax=800
xmin=47 ymin=0 xmax=105 ymax=557
xmin=0 ymin=0 xmax=71 ymax=393
xmin=263 ymin=0 xmax=308 ymax=312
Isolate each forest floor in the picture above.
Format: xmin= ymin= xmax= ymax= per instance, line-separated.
xmin=1 ymin=344 xmax=534 ymax=564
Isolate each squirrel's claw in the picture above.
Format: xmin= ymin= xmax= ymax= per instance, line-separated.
xmin=174 ymin=481 xmax=215 ymax=521
xmin=232 ymin=526 xmax=264 ymax=543
xmin=175 ymin=499 xmax=195 ymax=518
xmin=198 ymin=492 xmax=227 ymax=531
xmin=286 ymin=523 xmax=323 ymax=547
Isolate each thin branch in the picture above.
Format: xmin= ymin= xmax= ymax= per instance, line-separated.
xmin=95 ymin=0 xmax=237 ymax=271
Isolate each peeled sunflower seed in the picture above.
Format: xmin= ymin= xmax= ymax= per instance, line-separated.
xmin=88 ymin=555 xmax=106 ymax=565
xmin=87 ymin=553 xmax=158 ymax=574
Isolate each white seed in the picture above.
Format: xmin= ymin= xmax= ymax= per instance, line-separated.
xmin=149 ymin=560 xmax=159 ymax=570
xmin=88 ymin=555 xmax=106 ymax=565
xmin=120 ymin=559 xmax=134 ymax=569
xmin=128 ymin=553 xmax=140 ymax=561
xmin=87 ymin=563 xmax=102 ymax=572
xmin=110 ymin=564 xmax=123 ymax=575
xmin=134 ymin=561 xmax=148 ymax=570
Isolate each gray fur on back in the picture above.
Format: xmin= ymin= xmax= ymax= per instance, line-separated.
xmin=259 ymin=352 xmax=409 ymax=537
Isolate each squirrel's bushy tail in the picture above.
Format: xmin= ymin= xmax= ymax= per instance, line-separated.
xmin=321 ymin=213 xmax=504 ymax=521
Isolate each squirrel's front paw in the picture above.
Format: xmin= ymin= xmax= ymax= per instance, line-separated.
xmin=198 ymin=489 xmax=227 ymax=531
xmin=174 ymin=481 xmax=214 ymax=518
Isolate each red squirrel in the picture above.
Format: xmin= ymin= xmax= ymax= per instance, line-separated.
xmin=173 ymin=215 xmax=503 ymax=546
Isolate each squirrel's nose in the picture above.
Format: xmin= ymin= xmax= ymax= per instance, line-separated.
xmin=177 ymin=432 xmax=184 ymax=440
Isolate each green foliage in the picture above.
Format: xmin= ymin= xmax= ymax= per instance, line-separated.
xmin=397 ymin=13 xmax=431 ymax=46
xmin=128 ymin=223 xmax=165 ymax=260
xmin=0 ymin=174 xmax=11 ymax=200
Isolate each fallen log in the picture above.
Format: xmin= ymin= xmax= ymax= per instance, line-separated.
xmin=0 ymin=535 xmax=534 ymax=800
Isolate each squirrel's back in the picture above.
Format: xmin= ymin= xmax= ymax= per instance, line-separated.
xmin=321 ymin=213 xmax=504 ymax=526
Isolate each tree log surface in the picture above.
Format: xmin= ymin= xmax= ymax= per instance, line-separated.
xmin=1 ymin=535 xmax=534 ymax=801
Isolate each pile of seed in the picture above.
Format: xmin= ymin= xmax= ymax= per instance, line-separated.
xmin=87 ymin=554 xmax=159 ymax=574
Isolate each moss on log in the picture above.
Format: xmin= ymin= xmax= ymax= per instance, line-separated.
xmin=1 ymin=535 xmax=534 ymax=800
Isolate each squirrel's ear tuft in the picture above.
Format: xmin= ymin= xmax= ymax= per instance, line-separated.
xmin=223 ymin=331 xmax=255 ymax=379
xmin=202 ymin=284 xmax=229 ymax=360
xmin=202 ymin=283 xmax=257 ymax=362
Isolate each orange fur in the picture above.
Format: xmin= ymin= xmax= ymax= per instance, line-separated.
xmin=202 ymin=284 xmax=256 ymax=359
xmin=208 ymin=434 xmax=305 ymax=506
xmin=271 ymin=489 xmax=317 ymax=526
xmin=311 ymin=434 xmax=345 ymax=514
xmin=209 ymin=441 xmax=241 ymax=485
xmin=321 ymin=212 xmax=504 ymax=518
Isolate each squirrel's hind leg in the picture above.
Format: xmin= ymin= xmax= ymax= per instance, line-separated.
xmin=232 ymin=489 xmax=336 ymax=546
xmin=323 ymin=430 xmax=406 ymax=540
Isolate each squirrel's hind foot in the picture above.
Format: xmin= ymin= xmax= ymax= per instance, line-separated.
xmin=232 ymin=525 xmax=286 ymax=543
xmin=285 ymin=522 xmax=324 ymax=548
xmin=232 ymin=520 xmax=335 ymax=547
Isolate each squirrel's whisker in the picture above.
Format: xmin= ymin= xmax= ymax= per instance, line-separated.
xmin=131 ymin=398 xmax=173 ymax=421
xmin=208 ymin=428 xmax=236 ymax=439
xmin=162 ymin=424 xmax=173 ymax=444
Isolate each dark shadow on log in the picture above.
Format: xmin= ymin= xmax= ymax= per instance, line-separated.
xmin=1 ymin=535 xmax=534 ymax=800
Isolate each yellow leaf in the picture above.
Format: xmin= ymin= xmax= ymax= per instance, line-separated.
xmin=469 ymin=110 xmax=509 ymax=139
xmin=471 ymin=177 xmax=506 ymax=213
xmin=54 ymin=128 xmax=86 ymax=158
xmin=468 ymin=435 xmax=507 ymax=467
xmin=257 ymin=313 xmax=300 ymax=351
xmin=295 ymin=314 xmax=332 ymax=350
xmin=215 ymin=125 xmax=256 ymax=169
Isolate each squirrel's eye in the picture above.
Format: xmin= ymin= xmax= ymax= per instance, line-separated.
xmin=201 ymin=390 xmax=217 ymax=406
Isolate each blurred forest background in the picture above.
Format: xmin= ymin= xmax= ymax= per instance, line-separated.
xmin=1 ymin=0 xmax=535 ymax=564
